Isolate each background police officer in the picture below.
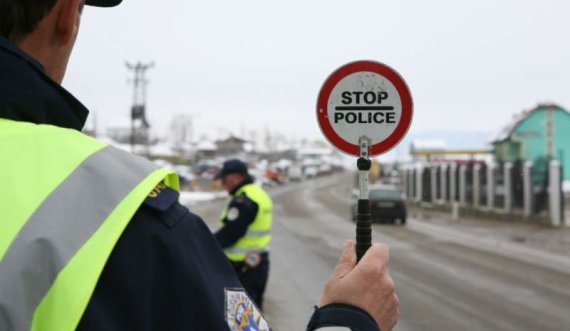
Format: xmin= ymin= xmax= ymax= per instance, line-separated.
xmin=214 ymin=159 xmax=272 ymax=310
xmin=0 ymin=0 xmax=399 ymax=330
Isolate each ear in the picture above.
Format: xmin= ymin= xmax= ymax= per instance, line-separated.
xmin=56 ymin=0 xmax=83 ymax=46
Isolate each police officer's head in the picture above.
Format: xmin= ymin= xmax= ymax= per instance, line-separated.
xmin=216 ymin=159 xmax=251 ymax=193
xmin=0 ymin=0 xmax=121 ymax=83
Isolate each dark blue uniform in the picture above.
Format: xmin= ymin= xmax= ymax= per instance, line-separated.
xmin=0 ymin=35 xmax=380 ymax=331
xmin=215 ymin=179 xmax=259 ymax=248
xmin=215 ymin=178 xmax=270 ymax=310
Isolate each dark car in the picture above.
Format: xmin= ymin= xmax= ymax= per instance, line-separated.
xmin=351 ymin=185 xmax=406 ymax=225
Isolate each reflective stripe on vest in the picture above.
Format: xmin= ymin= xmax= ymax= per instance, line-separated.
xmin=223 ymin=247 xmax=270 ymax=255
xmin=220 ymin=183 xmax=272 ymax=262
xmin=245 ymin=230 xmax=271 ymax=237
xmin=0 ymin=119 xmax=178 ymax=331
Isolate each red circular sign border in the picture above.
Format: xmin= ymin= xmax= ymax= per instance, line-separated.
xmin=317 ymin=60 xmax=413 ymax=156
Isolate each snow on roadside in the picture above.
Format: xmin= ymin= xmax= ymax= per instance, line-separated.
xmin=179 ymin=190 xmax=228 ymax=205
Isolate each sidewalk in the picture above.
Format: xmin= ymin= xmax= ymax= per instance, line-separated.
xmin=408 ymin=206 xmax=570 ymax=273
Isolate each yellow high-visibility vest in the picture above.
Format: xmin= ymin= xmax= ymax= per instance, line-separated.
xmin=219 ymin=183 xmax=272 ymax=262
xmin=0 ymin=119 xmax=178 ymax=331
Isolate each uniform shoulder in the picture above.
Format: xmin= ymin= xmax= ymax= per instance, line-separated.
xmin=141 ymin=182 xmax=194 ymax=228
xmin=231 ymin=192 xmax=259 ymax=209
xmin=243 ymin=184 xmax=272 ymax=206
xmin=233 ymin=192 xmax=252 ymax=204
xmin=144 ymin=182 xmax=179 ymax=211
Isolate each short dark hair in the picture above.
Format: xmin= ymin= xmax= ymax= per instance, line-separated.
xmin=0 ymin=0 xmax=58 ymax=41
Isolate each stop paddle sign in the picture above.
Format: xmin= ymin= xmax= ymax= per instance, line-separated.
xmin=317 ymin=60 xmax=413 ymax=156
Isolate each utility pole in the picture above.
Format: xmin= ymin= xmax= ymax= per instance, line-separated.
xmin=126 ymin=61 xmax=153 ymax=153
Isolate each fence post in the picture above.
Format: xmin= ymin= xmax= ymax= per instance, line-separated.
xmin=549 ymin=160 xmax=562 ymax=226
xmin=450 ymin=163 xmax=457 ymax=203
xmin=504 ymin=162 xmax=513 ymax=213
xmin=459 ymin=164 xmax=467 ymax=206
xmin=487 ymin=163 xmax=495 ymax=210
xmin=523 ymin=161 xmax=533 ymax=218
xmin=440 ymin=163 xmax=447 ymax=203
xmin=402 ymin=167 xmax=408 ymax=199
xmin=431 ymin=165 xmax=438 ymax=204
xmin=416 ymin=163 xmax=423 ymax=203
xmin=474 ymin=164 xmax=481 ymax=209
xmin=408 ymin=168 xmax=414 ymax=201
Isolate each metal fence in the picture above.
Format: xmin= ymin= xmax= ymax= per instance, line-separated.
xmin=402 ymin=160 xmax=565 ymax=226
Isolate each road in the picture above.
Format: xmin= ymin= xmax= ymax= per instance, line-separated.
xmin=191 ymin=171 xmax=570 ymax=331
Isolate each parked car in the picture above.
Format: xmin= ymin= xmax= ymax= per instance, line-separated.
xmin=351 ymin=185 xmax=406 ymax=225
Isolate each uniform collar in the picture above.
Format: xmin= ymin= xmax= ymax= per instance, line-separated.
xmin=230 ymin=176 xmax=254 ymax=196
xmin=0 ymin=35 xmax=89 ymax=130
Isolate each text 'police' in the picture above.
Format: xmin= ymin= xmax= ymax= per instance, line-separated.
xmin=334 ymin=91 xmax=396 ymax=124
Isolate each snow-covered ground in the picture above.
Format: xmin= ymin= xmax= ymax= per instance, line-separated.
xmin=179 ymin=190 xmax=227 ymax=205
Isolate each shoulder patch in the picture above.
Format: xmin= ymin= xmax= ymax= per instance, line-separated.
xmin=143 ymin=182 xmax=179 ymax=211
xmin=225 ymin=288 xmax=270 ymax=331
xmin=226 ymin=207 xmax=240 ymax=221
xmin=234 ymin=193 xmax=247 ymax=204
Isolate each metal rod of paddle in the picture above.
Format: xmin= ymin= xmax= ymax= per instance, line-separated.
xmin=356 ymin=137 xmax=372 ymax=262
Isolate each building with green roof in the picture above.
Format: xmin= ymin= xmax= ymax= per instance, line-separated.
xmin=491 ymin=103 xmax=570 ymax=181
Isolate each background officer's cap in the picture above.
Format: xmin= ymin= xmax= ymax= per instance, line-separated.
xmin=85 ymin=0 xmax=122 ymax=7
xmin=215 ymin=159 xmax=249 ymax=179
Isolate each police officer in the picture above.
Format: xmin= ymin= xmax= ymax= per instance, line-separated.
xmin=214 ymin=159 xmax=272 ymax=310
xmin=0 ymin=1 xmax=399 ymax=330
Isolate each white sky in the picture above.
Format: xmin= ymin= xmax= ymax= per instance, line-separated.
xmin=64 ymin=0 xmax=570 ymax=145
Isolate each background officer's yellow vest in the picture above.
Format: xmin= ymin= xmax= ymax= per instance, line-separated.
xmin=0 ymin=119 xmax=178 ymax=331
xmin=220 ymin=183 xmax=272 ymax=262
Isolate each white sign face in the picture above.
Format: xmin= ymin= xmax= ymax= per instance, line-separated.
xmin=327 ymin=71 xmax=402 ymax=146
xmin=317 ymin=60 xmax=413 ymax=157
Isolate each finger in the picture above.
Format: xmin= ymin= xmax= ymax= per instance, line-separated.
xmin=358 ymin=243 xmax=390 ymax=272
xmin=385 ymin=295 xmax=400 ymax=331
xmin=331 ymin=240 xmax=357 ymax=279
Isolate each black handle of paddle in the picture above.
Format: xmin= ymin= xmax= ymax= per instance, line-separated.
xmin=356 ymin=198 xmax=371 ymax=261
xmin=356 ymin=157 xmax=372 ymax=262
